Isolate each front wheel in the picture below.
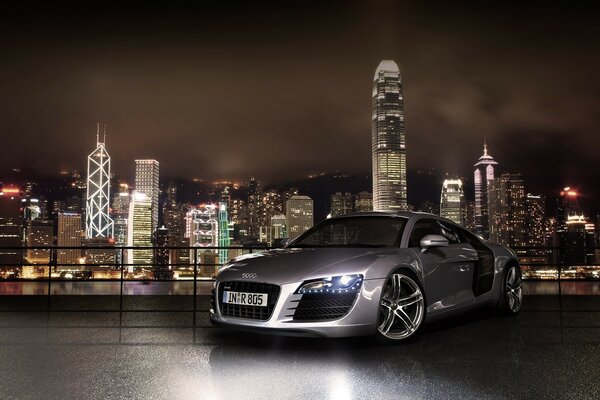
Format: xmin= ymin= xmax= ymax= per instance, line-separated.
xmin=498 ymin=264 xmax=523 ymax=315
xmin=374 ymin=271 xmax=426 ymax=344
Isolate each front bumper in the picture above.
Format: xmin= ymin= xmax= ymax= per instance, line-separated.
xmin=209 ymin=278 xmax=386 ymax=338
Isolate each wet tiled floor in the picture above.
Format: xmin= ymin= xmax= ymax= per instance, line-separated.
xmin=0 ymin=291 xmax=599 ymax=399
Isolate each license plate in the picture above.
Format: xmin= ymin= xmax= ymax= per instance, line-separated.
xmin=222 ymin=291 xmax=268 ymax=307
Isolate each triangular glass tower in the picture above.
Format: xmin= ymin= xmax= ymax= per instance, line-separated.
xmin=86 ymin=123 xmax=114 ymax=238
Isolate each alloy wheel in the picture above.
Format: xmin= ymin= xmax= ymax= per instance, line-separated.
xmin=378 ymin=273 xmax=425 ymax=340
xmin=505 ymin=266 xmax=523 ymax=313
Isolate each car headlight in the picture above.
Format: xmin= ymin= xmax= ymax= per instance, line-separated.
xmin=296 ymin=274 xmax=363 ymax=294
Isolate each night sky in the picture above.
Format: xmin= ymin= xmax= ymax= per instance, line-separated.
xmin=1 ymin=1 xmax=599 ymax=210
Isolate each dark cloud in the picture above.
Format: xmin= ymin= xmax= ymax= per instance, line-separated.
xmin=0 ymin=1 xmax=599 ymax=210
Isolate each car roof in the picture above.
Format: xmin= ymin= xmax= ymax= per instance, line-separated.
xmin=328 ymin=210 xmax=460 ymax=226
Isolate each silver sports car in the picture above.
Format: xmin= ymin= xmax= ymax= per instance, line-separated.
xmin=210 ymin=211 xmax=523 ymax=343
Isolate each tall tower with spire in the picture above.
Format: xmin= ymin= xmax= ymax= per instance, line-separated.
xmin=372 ymin=60 xmax=407 ymax=211
xmin=473 ymin=140 xmax=498 ymax=239
xmin=86 ymin=123 xmax=114 ymax=238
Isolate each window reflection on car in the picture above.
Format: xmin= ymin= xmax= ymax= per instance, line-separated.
xmin=291 ymin=216 xmax=407 ymax=248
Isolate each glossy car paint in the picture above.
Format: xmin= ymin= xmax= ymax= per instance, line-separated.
xmin=210 ymin=211 xmax=519 ymax=337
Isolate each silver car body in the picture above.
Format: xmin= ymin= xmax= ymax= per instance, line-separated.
xmin=210 ymin=211 xmax=519 ymax=337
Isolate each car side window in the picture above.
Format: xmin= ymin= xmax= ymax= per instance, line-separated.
xmin=438 ymin=221 xmax=460 ymax=245
xmin=457 ymin=227 xmax=481 ymax=246
xmin=408 ymin=219 xmax=441 ymax=248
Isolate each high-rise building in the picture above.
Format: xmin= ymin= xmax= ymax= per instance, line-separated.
xmin=127 ymin=192 xmax=153 ymax=269
xmin=112 ymin=187 xmax=130 ymax=248
xmin=153 ymin=226 xmax=172 ymax=279
xmin=474 ymin=141 xmax=498 ymax=239
xmin=525 ymin=194 xmax=546 ymax=248
xmin=465 ymin=200 xmax=476 ymax=231
xmin=26 ymin=219 xmax=54 ymax=264
xmin=187 ymin=205 xmax=218 ymax=261
xmin=86 ymin=125 xmax=114 ymax=239
xmin=247 ymin=177 xmax=261 ymax=239
xmin=556 ymin=187 xmax=582 ymax=231
xmin=330 ymin=192 xmax=354 ymax=217
xmin=135 ymin=159 xmax=160 ymax=233
xmin=354 ymin=191 xmax=373 ymax=212
xmin=488 ymin=173 xmax=526 ymax=248
xmin=57 ymin=212 xmax=83 ymax=269
xmin=285 ymin=195 xmax=313 ymax=240
xmin=21 ymin=197 xmax=42 ymax=222
xmin=218 ymin=202 xmax=230 ymax=265
xmin=259 ymin=190 xmax=284 ymax=228
xmin=270 ymin=214 xmax=287 ymax=245
xmin=0 ymin=187 xmax=23 ymax=272
xmin=552 ymin=188 xmax=596 ymax=268
xmin=522 ymin=193 xmax=547 ymax=265
xmin=556 ymin=215 xmax=597 ymax=267
xmin=372 ymin=60 xmax=407 ymax=211
xmin=162 ymin=181 xmax=186 ymax=266
xmin=440 ymin=179 xmax=466 ymax=226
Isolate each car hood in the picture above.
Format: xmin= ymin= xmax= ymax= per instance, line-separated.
xmin=217 ymin=247 xmax=392 ymax=284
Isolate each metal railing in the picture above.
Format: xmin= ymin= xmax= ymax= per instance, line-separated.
xmin=0 ymin=245 xmax=598 ymax=336
xmin=0 ymin=245 xmax=599 ymax=282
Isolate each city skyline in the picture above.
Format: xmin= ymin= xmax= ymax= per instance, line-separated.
xmin=1 ymin=2 xmax=599 ymax=206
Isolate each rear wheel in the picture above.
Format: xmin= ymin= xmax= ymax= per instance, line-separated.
xmin=375 ymin=271 xmax=425 ymax=344
xmin=498 ymin=264 xmax=523 ymax=315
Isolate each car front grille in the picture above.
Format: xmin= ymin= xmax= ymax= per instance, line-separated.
xmin=217 ymin=281 xmax=280 ymax=321
xmin=293 ymin=292 xmax=358 ymax=321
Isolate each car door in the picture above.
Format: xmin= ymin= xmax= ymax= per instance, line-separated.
xmin=408 ymin=219 xmax=477 ymax=311
xmin=457 ymin=227 xmax=496 ymax=296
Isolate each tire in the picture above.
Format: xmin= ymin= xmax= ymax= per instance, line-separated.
xmin=374 ymin=270 xmax=426 ymax=344
xmin=498 ymin=263 xmax=523 ymax=315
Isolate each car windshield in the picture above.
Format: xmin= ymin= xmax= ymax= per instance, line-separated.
xmin=290 ymin=216 xmax=407 ymax=248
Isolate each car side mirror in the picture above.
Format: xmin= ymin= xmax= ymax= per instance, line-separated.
xmin=420 ymin=234 xmax=449 ymax=253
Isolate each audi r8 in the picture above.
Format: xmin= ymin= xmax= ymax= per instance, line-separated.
xmin=210 ymin=211 xmax=522 ymax=343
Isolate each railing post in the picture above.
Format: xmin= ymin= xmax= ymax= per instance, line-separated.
xmin=47 ymin=247 xmax=54 ymax=312
xmin=193 ymin=247 xmax=198 ymax=341
xmin=119 ymin=247 xmax=124 ymax=332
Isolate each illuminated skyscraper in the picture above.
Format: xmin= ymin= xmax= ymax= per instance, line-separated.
xmin=440 ymin=179 xmax=466 ymax=226
xmin=135 ymin=159 xmax=160 ymax=233
xmin=465 ymin=200 xmax=476 ymax=231
xmin=270 ymin=214 xmax=287 ymax=245
xmin=0 ymin=187 xmax=23 ymax=271
xmin=285 ymin=195 xmax=313 ymax=240
xmin=488 ymin=173 xmax=526 ymax=248
xmin=187 ymin=205 xmax=218 ymax=260
xmin=218 ymin=202 xmax=230 ymax=265
xmin=26 ymin=219 xmax=54 ymax=264
xmin=553 ymin=188 xmax=596 ymax=267
xmin=330 ymin=192 xmax=354 ymax=217
xmin=525 ymin=194 xmax=546 ymax=247
xmin=162 ymin=181 xmax=185 ymax=265
xmin=57 ymin=212 xmax=83 ymax=269
xmin=86 ymin=124 xmax=114 ymax=238
xmin=153 ymin=226 xmax=171 ymax=279
xmin=557 ymin=187 xmax=583 ymax=231
xmin=127 ymin=192 xmax=153 ymax=268
xmin=246 ymin=177 xmax=261 ymax=239
xmin=112 ymin=185 xmax=130 ymax=248
xmin=474 ymin=141 xmax=498 ymax=239
xmin=372 ymin=60 xmax=407 ymax=211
